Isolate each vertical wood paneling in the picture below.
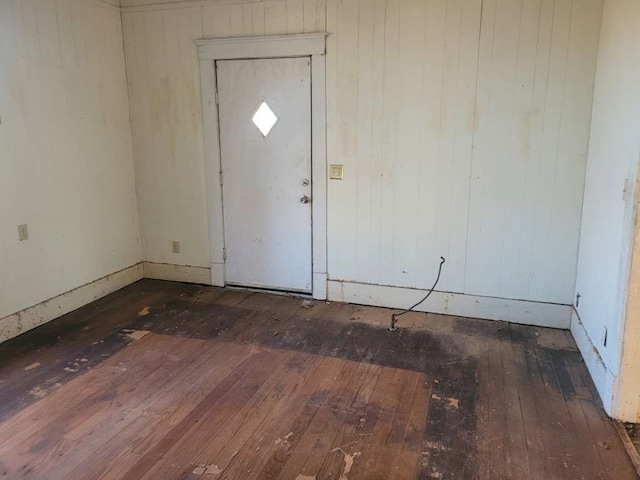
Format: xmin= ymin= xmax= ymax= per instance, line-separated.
xmin=286 ymin=0 xmax=304 ymax=31
xmin=354 ymin=0 xmax=375 ymax=282
xmin=466 ymin=0 xmax=523 ymax=298
xmin=126 ymin=0 xmax=325 ymax=269
xmin=303 ymin=0 xmax=317 ymax=32
xmin=125 ymin=0 xmax=602 ymax=307
xmin=229 ymin=4 xmax=245 ymax=36
xmin=333 ymin=0 xmax=359 ymax=281
xmin=572 ymin=0 xmax=637 ymax=416
xmin=515 ymin=0 xmax=554 ymax=299
xmin=125 ymin=6 xmax=209 ymax=267
xmin=0 ymin=0 xmax=139 ymax=319
xmin=377 ymin=0 xmax=400 ymax=283
xmin=435 ymin=0 xmax=476 ymax=292
xmin=449 ymin=0 xmax=481 ymax=291
xmin=544 ymin=0 xmax=603 ymax=301
xmin=325 ymin=0 xmax=339 ymax=277
xmin=392 ymin=0 xmax=427 ymax=287
xmin=503 ymin=0 xmax=541 ymax=300
xmin=366 ymin=0 xmax=386 ymax=285
xmin=325 ymin=0 xmax=600 ymax=303
xmin=527 ymin=0 xmax=573 ymax=302
xmin=264 ymin=1 xmax=287 ymax=35
xmin=415 ymin=0 xmax=446 ymax=289
xmin=252 ymin=3 xmax=266 ymax=35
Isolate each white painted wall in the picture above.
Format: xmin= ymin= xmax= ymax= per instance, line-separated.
xmin=326 ymin=0 xmax=601 ymax=306
xmin=123 ymin=0 xmax=602 ymax=323
xmin=0 ymin=0 xmax=141 ymax=331
xmin=572 ymin=0 xmax=640 ymax=420
xmin=122 ymin=0 xmax=326 ymax=271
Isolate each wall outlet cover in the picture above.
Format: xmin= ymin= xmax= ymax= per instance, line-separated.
xmin=329 ymin=164 xmax=344 ymax=180
xmin=17 ymin=224 xmax=28 ymax=241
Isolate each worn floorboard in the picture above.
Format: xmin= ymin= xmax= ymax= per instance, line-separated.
xmin=0 ymin=279 xmax=637 ymax=480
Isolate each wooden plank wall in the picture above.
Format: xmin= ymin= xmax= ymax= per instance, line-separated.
xmin=0 ymin=0 xmax=140 ymax=320
xmin=122 ymin=0 xmax=325 ymax=269
xmin=122 ymin=0 xmax=602 ymax=307
xmin=572 ymin=0 xmax=640 ymax=420
xmin=326 ymin=0 xmax=602 ymax=305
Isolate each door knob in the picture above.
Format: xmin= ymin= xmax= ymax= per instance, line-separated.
xmin=300 ymin=195 xmax=311 ymax=204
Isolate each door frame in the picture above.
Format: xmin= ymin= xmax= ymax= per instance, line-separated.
xmin=196 ymin=33 xmax=328 ymax=299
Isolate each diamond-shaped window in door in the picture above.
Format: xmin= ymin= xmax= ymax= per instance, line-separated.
xmin=252 ymin=101 xmax=278 ymax=137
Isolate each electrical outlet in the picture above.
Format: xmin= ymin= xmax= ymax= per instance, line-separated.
xmin=17 ymin=224 xmax=28 ymax=241
xmin=329 ymin=164 xmax=344 ymax=180
xmin=172 ymin=241 xmax=180 ymax=254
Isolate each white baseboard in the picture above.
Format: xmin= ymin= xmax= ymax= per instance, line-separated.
xmin=570 ymin=309 xmax=616 ymax=416
xmin=313 ymin=272 xmax=327 ymax=300
xmin=327 ymin=280 xmax=572 ymax=329
xmin=0 ymin=263 xmax=144 ymax=343
xmin=211 ymin=262 xmax=225 ymax=287
xmin=143 ymin=262 xmax=211 ymax=284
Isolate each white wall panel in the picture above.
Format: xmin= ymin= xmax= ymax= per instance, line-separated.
xmin=0 ymin=0 xmax=140 ymax=321
xmin=123 ymin=0 xmax=602 ymax=314
xmin=123 ymin=6 xmax=209 ymax=267
xmin=124 ymin=0 xmax=324 ymax=270
xmin=327 ymin=0 xmax=601 ymax=305
xmin=572 ymin=0 xmax=640 ymax=420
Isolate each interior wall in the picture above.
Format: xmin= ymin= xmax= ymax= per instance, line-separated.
xmin=122 ymin=0 xmax=327 ymax=270
xmin=326 ymin=0 xmax=600 ymax=306
xmin=122 ymin=0 xmax=602 ymax=321
xmin=572 ymin=0 xmax=640 ymax=421
xmin=0 ymin=0 xmax=141 ymax=327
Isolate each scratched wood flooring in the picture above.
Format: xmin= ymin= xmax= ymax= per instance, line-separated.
xmin=0 ymin=280 xmax=637 ymax=480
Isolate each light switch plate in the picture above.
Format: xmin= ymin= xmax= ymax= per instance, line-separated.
xmin=329 ymin=164 xmax=344 ymax=180
xmin=18 ymin=224 xmax=28 ymax=241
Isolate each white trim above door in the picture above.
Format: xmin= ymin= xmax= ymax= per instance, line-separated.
xmin=197 ymin=33 xmax=328 ymax=300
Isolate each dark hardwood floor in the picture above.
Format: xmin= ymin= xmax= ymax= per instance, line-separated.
xmin=0 ymin=279 xmax=636 ymax=479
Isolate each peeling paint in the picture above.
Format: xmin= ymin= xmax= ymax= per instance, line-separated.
xmin=30 ymin=386 xmax=47 ymax=398
xmin=331 ymin=446 xmax=361 ymax=480
xmin=29 ymin=383 xmax=60 ymax=398
xmin=423 ymin=441 xmax=448 ymax=452
xmin=192 ymin=464 xmax=223 ymax=475
xmin=125 ymin=330 xmax=151 ymax=341
xmin=274 ymin=432 xmax=293 ymax=446
xmin=447 ymin=397 xmax=459 ymax=409
xmin=431 ymin=393 xmax=459 ymax=409
xmin=24 ymin=362 xmax=41 ymax=371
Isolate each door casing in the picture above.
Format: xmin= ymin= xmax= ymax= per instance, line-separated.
xmin=196 ymin=33 xmax=328 ymax=300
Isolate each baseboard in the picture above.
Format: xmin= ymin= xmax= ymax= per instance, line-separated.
xmin=570 ymin=308 xmax=616 ymax=416
xmin=327 ymin=280 xmax=572 ymax=329
xmin=312 ymin=272 xmax=327 ymax=300
xmin=211 ymin=262 xmax=225 ymax=287
xmin=0 ymin=263 xmax=144 ymax=343
xmin=143 ymin=262 xmax=211 ymax=284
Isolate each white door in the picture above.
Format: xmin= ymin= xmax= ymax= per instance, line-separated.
xmin=216 ymin=57 xmax=312 ymax=293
